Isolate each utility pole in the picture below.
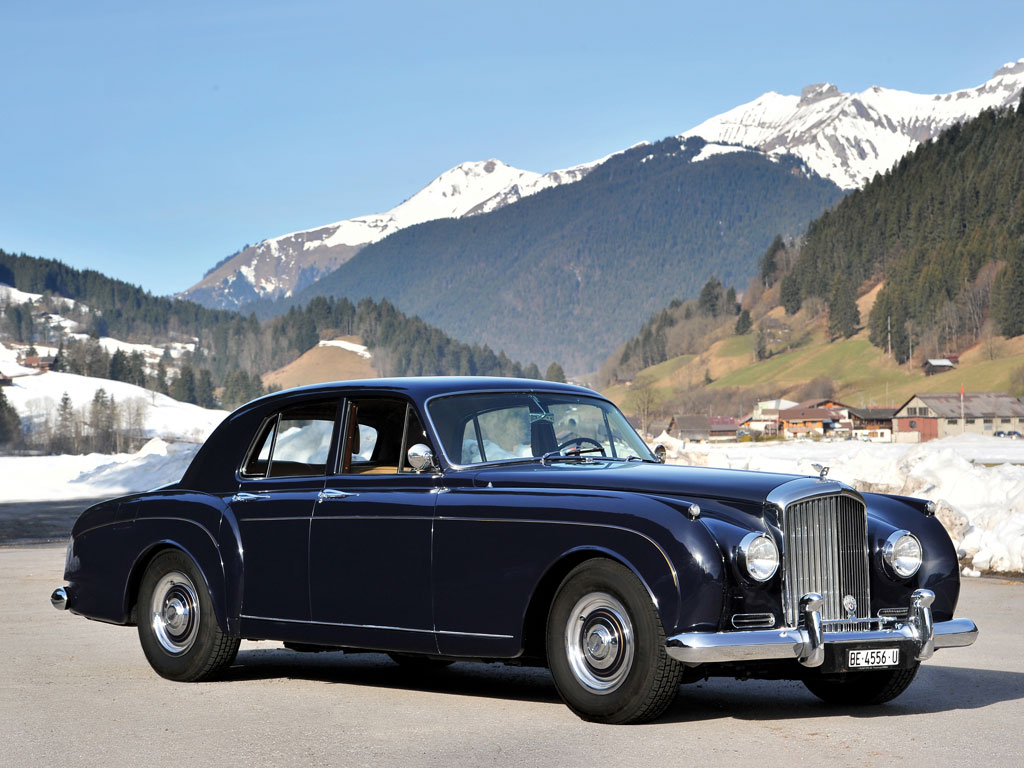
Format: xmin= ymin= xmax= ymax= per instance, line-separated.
xmin=887 ymin=315 xmax=892 ymax=358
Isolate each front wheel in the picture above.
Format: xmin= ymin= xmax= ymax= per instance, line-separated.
xmin=137 ymin=550 xmax=240 ymax=681
xmin=546 ymin=559 xmax=681 ymax=724
xmin=803 ymin=663 xmax=920 ymax=705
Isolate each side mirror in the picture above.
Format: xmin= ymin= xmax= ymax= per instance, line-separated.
xmin=407 ymin=443 xmax=438 ymax=473
xmin=653 ymin=444 xmax=667 ymax=463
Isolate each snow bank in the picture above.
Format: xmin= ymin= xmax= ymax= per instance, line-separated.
xmin=0 ymin=439 xmax=200 ymax=502
xmin=3 ymin=369 xmax=227 ymax=442
xmin=654 ymin=433 xmax=1024 ymax=575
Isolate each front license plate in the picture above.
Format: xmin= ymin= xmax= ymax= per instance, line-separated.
xmin=848 ymin=648 xmax=899 ymax=668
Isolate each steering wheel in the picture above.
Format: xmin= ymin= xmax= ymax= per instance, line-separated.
xmin=556 ymin=437 xmax=606 ymax=456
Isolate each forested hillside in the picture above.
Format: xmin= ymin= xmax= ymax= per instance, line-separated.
xmin=1 ymin=251 xmax=534 ymax=409
xmin=781 ymin=96 xmax=1024 ymax=361
xmin=263 ymin=137 xmax=843 ymax=372
xmin=600 ymin=96 xmax=1024 ymax=420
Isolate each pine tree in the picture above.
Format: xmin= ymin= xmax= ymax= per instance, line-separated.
xmin=55 ymin=391 xmax=74 ymax=454
xmin=698 ymin=278 xmax=725 ymax=317
xmin=108 ymin=349 xmax=130 ymax=382
xmin=735 ymin=309 xmax=752 ymax=335
xmin=827 ymin=274 xmax=860 ymax=340
xmin=195 ymin=369 xmax=216 ymax=409
xmin=992 ymin=247 xmax=1024 ymax=337
xmin=171 ymin=364 xmax=197 ymax=405
xmin=0 ymin=387 xmax=21 ymax=447
xmin=545 ymin=362 xmax=566 ymax=383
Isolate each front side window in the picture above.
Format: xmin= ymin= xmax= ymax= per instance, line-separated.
xmin=341 ymin=398 xmax=433 ymax=474
xmin=243 ymin=400 xmax=338 ymax=478
xmin=429 ymin=392 xmax=653 ymax=466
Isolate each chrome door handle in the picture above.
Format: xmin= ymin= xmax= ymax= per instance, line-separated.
xmin=231 ymin=492 xmax=270 ymax=502
xmin=318 ymin=488 xmax=359 ymax=502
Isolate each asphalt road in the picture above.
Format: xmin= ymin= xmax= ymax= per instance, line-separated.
xmin=1 ymin=545 xmax=1021 ymax=768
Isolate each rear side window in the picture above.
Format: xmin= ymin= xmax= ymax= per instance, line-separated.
xmin=242 ymin=400 xmax=338 ymax=478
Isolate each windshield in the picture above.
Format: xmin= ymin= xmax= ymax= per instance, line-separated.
xmin=428 ymin=392 xmax=654 ymax=466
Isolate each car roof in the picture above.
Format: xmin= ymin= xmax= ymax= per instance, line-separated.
xmin=249 ymin=376 xmax=600 ymax=405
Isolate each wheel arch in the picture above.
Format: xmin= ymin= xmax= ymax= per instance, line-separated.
xmin=124 ymin=533 xmax=230 ymax=635
xmin=519 ymin=547 xmax=662 ymax=663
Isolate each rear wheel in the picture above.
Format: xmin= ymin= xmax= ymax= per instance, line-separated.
xmin=137 ymin=550 xmax=240 ymax=682
xmin=546 ymin=559 xmax=681 ymax=724
xmin=803 ymin=663 xmax=920 ymax=705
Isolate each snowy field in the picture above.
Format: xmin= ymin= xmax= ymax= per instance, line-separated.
xmin=659 ymin=433 xmax=1024 ymax=576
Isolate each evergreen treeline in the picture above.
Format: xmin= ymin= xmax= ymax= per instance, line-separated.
xmin=259 ymin=137 xmax=842 ymax=372
xmin=614 ymin=277 xmax=741 ymax=378
xmin=780 ymin=95 xmax=1024 ymax=361
xmin=1 ymin=251 xmax=540 ymax=414
xmin=0 ymin=248 xmax=239 ymax=342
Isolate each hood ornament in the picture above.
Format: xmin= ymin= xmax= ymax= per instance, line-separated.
xmin=812 ymin=463 xmax=829 ymax=481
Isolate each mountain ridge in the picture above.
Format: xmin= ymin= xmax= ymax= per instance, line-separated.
xmin=681 ymin=59 xmax=1024 ymax=189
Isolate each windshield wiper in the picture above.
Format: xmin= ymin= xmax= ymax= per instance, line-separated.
xmin=540 ymin=450 xmax=601 ymax=466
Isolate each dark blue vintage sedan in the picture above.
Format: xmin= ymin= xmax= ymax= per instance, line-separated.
xmin=52 ymin=377 xmax=978 ymax=723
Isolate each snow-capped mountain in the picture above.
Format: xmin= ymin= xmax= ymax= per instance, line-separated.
xmin=179 ymin=157 xmax=599 ymax=309
xmin=682 ymin=59 xmax=1024 ymax=189
xmin=182 ymin=58 xmax=1024 ymax=310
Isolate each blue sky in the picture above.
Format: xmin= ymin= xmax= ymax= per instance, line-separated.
xmin=2 ymin=1 xmax=1023 ymax=295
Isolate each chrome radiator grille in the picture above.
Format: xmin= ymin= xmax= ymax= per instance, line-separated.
xmin=782 ymin=493 xmax=870 ymax=627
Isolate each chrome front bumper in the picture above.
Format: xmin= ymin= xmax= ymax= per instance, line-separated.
xmin=666 ymin=589 xmax=979 ymax=668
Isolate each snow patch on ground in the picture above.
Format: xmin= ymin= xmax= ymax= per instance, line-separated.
xmin=654 ymin=433 xmax=1024 ymax=575
xmin=318 ymin=339 xmax=372 ymax=359
xmin=0 ymin=439 xmax=200 ymax=502
xmin=690 ymin=143 xmax=753 ymax=163
xmin=0 ymin=341 xmax=42 ymax=377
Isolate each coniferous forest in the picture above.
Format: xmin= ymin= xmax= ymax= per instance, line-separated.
xmin=608 ymin=94 xmax=1024 ymax=382
xmin=0 ymin=249 xmax=535 ymax=416
xmin=782 ymin=95 xmax=1024 ymax=362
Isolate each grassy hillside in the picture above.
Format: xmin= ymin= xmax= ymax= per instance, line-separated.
xmin=604 ymin=298 xmax=1024 ymax=417
xmin=262 ymin=336 xmax=378 ymax=390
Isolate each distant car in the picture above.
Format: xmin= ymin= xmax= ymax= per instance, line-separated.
xmin=994 ymin=430 xmax=1007 ymax=437
xmin=51 ymin=377 xmax=978 ymax=723
xmin=1008 ymin=431 xmax=1023 ymax=439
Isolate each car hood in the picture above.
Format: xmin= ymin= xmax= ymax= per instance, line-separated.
xmin=470 ymin=461 xmax=804 ymax=506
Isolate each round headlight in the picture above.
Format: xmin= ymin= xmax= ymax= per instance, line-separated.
xmin=738 ymin=532 xmax=779 ymax=582
xmin=883 ymin=530 xmax=922 ymax=578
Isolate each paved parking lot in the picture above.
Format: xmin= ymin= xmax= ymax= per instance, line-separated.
xmin=1 ymin=544 xmax=1021 ymax=767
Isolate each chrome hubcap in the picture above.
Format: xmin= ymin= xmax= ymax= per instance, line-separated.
xmin=564 ymin=592 xmax=634 ymax=694
xmin=150 ymin=571 xmax=200 ymax=655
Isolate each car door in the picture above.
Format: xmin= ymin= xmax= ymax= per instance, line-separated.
xmin=308 ymin=397 xmax=438 ymax=653
xmin=231 ymin=398 xmax=339 ymax=624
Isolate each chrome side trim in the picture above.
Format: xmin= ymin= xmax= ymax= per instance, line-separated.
xmin=239 ymin=614 xmax=513 ymax=639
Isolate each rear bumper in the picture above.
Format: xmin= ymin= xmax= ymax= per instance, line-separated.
xmin=666 ymin=589 xmax=978 ymax=667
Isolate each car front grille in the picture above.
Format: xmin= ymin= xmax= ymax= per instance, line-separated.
xmin=781 ymin=493 xmax=870 ymax=627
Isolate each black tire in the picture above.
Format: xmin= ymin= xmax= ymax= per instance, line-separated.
xmin=388 ymin=653 xmax=454 ymax=671
xmin=136 ymin=550 xmax=240 ymax=682
xmin=545 ymin=559 xmax=682 ymax=724
xmin=803 ymin=663 xmax=920 ymax=705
